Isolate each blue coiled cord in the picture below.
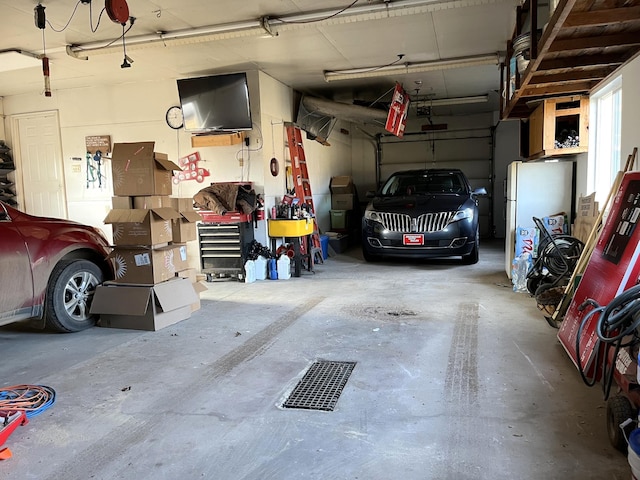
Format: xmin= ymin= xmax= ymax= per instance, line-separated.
xmin=0 ymin=385 xmax=56 ymax=418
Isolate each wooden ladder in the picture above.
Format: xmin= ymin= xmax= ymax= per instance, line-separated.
xmin=285 ymin=123 xmax=324 ymax=265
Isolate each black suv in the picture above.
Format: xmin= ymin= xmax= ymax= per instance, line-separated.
xmin=361 ymin=169 xmax=486 ymax=264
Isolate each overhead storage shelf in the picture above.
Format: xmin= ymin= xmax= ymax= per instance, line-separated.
xmin=501 ymin=0 xmax=640 ymax=120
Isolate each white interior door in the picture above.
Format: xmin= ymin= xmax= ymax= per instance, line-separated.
xmin=12 ymin=112 xmax=67 ymax=218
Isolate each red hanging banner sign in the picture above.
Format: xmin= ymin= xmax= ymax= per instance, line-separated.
xmin=385 ymin=83 xmax=410 ymax=138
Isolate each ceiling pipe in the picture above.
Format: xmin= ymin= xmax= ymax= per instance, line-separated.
xmin=66 ymin=0 xmax=513 ymax=58
xmin=302 ymin=96 xmax=388 ymax=125
xmin=324 ymin=55 xmax=501 ymax=81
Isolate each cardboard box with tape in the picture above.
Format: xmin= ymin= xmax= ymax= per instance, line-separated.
xmin=111 ymin=142 xmax=181 ymax=196
xmin=108 ymin=244 xmax=189 ymax=285
xmin=91 ymin=277 xmax=197 ymax=331
xmin=104 ymin=207 xmax=181 ymax=246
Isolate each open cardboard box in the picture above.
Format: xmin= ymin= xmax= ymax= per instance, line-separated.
xmin=91 ymin=277 xmax=198 ymax=331
xmin=104 ymin=207 xmax=181 ymax=246
xmin=111 ymin=142 xmax=182 ymax=196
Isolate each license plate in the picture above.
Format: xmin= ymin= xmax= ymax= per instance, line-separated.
xmin=403 ymin=234 xmax=424 ymax=246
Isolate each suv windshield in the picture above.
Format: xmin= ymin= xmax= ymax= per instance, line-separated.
xmin=381 ymin=172 xmax=466 ymax=197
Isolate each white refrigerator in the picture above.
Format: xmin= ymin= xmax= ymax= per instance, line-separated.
xmin=505 ymin=160 xmax=574 ymax=277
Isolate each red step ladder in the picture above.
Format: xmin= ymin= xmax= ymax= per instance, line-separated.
xmin=285 ymin=123 xmax=324 ymax=265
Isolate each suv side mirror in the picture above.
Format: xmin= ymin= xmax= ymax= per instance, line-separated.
xmin=366 ymin=190 xmax=377 ymax=199
xmin=472 ymin=187 xmax=487 ymax=196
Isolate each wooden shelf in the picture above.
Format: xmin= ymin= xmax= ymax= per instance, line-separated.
xmin=191 ymin=132 xmax=246 ymax=148
xmin=500 ymin=0 xmax=640 ymax=120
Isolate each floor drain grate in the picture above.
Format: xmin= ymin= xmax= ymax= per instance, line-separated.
xmin=282 ymin=361 xmax=356 ymax=411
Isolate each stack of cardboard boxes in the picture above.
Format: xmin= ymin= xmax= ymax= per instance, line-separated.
xmin=90 ymin=142 xmax=204 ymax=331
xmin=328 ymin=176 xmax=356 ymax=253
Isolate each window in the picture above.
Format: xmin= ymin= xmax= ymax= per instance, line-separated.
xmin=588 ymin=76 xmax=622 ymax=206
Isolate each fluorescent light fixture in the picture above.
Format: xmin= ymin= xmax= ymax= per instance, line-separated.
xmin=66 ymin=0 xmax=503 ymax=58
xmin=423 ymin=95 xmax=489 ymax=106
xmin=324 ymin=54 xmax=500 ymax=82
xmin=0 ymin=50 xmax=41 ymax=73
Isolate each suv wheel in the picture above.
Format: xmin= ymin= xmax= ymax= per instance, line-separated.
xmin=462 ymin=229 xmax=479 ymax=265
xmin=361 ymin=240 xmax=379 ymax=262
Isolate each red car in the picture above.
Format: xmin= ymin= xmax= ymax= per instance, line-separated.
xmin=0 ymin=201 xmax=112 ymax=332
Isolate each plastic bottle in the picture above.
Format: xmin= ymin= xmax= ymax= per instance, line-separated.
xmin=244 ymin=260 xmax=256 ymax=283
xmin=268 ymin=258 xmax=278 ymax=280
xmin=511 ymin=253 xmax=531 ymax=293
xmin=277 ymin=255 xmax=291 ymax=280
xmin=254 ymin=256 xmax=268 ymax=280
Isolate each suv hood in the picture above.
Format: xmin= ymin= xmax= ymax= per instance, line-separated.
xmin=370 ymin=194 xmax=469 ymax=214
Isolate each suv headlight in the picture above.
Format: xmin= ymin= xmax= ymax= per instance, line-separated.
xmin=364 ymin=209 xmax=382 ymax=222
xmin=452 ymin=208 xmax=474 ymax=222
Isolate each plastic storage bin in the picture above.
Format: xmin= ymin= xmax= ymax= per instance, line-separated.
xmin=330 ymin=210 xmax=348 ymax=230
xmin=320 ymin=235 xmax=329 ymax=260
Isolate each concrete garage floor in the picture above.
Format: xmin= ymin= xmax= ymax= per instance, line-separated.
xmin=0 ymin=240 xmax=631 ymax=479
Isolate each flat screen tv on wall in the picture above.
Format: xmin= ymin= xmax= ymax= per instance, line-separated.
xmin=176 ymin=72 xmax=252 ymax=133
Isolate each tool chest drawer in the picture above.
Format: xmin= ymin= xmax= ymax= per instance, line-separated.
xmin=198 ymin=222 xmax=254 ymax=279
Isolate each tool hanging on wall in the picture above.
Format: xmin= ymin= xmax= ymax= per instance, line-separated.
xmin=86 ymin=150 xmax=106 ymax=188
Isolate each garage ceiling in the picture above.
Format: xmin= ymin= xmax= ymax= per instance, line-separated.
xmin=0 ymin=0 xmax=519 ymax=118
xmin=0 ymin=0 xmax=638 ymax=121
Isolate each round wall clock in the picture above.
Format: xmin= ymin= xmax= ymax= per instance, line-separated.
xmin=166 ymin=106 xmax=184 ymax=129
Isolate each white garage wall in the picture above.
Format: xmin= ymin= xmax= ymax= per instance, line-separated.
xmin=493 ymin=119 xmax=520 ymax=239
xmin=620 ymin=55 xmax=640 ymax=166
xmin=1 ymin=71 xmax=352 ymax=270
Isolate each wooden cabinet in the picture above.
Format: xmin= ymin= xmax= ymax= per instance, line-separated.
xmin=527 ymin=95 xmax=589 ymax=160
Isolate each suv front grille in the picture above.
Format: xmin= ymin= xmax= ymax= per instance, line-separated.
xmin=376 ymin=211 xmax=456 ymax=232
